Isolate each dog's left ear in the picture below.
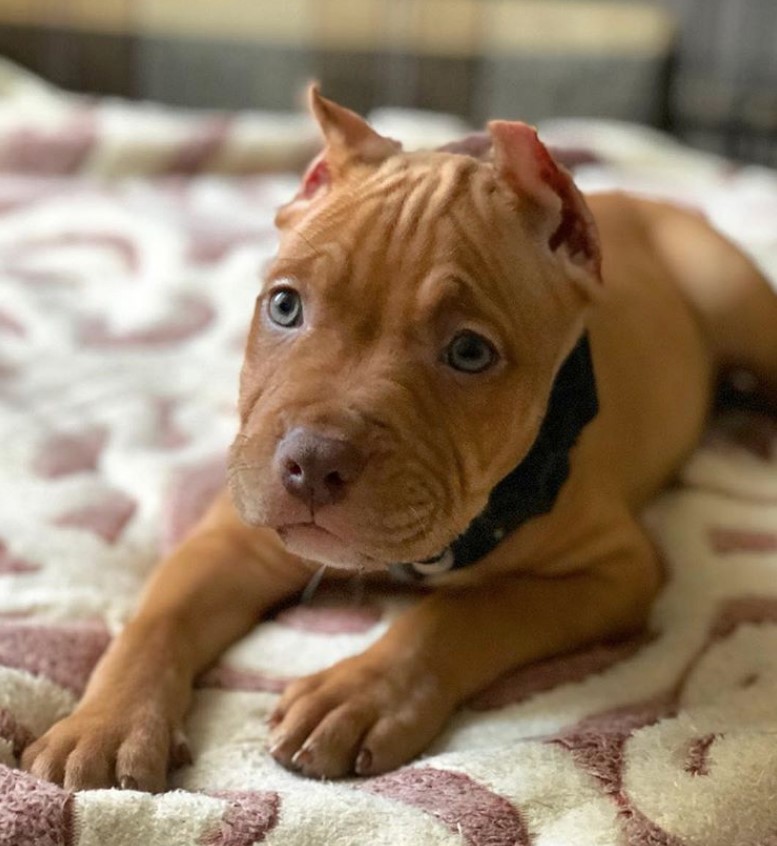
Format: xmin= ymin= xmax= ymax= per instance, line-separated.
xmin=489 ymin=120 xmax=601 ymax=293
xmin=276 ymin=86 xmax=401 ymax=228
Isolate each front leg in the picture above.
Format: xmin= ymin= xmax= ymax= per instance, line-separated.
xmin=269 ymin=523 xmax=659 ymax=778
xmin=21 ymin=491 xmax=313 ymax=791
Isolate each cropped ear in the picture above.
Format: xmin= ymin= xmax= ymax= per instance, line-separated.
xmin=309 ymin=86 xmax=401 ymax=168
xmin=276 ymin=86 xmax=401 ymax=229
xmin=488 ymin=120 xmax=601 ymax=291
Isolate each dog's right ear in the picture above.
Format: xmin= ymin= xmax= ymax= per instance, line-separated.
xmin=276 ymin=86 xmax=401 ymax=229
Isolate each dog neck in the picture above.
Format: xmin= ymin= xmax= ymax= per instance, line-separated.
xmin=390 ymin=335 xmax=599 ymax=581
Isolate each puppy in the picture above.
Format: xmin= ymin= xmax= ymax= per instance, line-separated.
xmin=22 ymin=89 xmax=777 ymax=790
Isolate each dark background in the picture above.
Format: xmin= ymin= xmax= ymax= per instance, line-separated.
xmin=1 ymin=0 xmax=775 ymax=165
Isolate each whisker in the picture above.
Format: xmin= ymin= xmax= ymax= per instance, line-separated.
xmin=300 ymin=564 xmax=327 ymax=604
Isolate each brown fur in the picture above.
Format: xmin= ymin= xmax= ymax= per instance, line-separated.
xmin=23 ymin=91 xmax=777 ymax=788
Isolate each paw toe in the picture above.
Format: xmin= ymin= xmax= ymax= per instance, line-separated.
xmin=22 ymin=734 xmax=75 ymax=786
xmin=291 ymin=704 xmax=373 ymax=779
xmin=115 ymin=733 xmax=169 ymax=793
xmin=63 ymin=747 xmax=114 ymax=791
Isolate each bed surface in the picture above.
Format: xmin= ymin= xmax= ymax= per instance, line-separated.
xmin=1 ymin=63 xmax=777 ymax=845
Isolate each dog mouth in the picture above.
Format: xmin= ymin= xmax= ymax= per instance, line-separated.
xmin=229 ymin=449 xmax=457 ymax=570
xmin=275 ymin=521 xmax=385 ymax=570
xmin=275 ymin=519 xmax=449 ymax=572
xmin=276 ymin=521 xmax=339 ymax=543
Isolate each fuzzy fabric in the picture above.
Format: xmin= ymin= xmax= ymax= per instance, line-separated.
xmin=1 ymin=62 xmax=777 ymax=845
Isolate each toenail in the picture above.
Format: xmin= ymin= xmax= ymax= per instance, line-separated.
xmin=119 ymin=775 xmax=138 ymax=790
xmin=291 ymin=747 xmax=312 ymax=769
xmin=355 ymin=748 xmax=372 ymax=775
xmin=268 ymin=734 xmax=286 ymax=754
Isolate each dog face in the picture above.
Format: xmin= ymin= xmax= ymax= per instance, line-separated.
xmin=229 ymin=89 xmax=601 ymax=570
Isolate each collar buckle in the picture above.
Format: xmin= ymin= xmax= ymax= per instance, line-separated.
xmin=408 ymin=547 xmax=455 ymax=575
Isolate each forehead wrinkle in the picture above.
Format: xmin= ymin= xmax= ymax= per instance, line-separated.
xmin=393 ymin=179 xmax=434 ymax=245
xmin=446 ymin=207 xmax=539 ymax=340
xmin=392 ymin=156 xmax=477 ymax=247
xmin=270 ymin=237 xmax=347 ymax=290
xmin=304 ymin=210 xmax=399 ymax=341
xmin=309 ymin=157 xmax=415 ymax=240
xmin=415 ymin=268 xmax=514 ymax=344
xmin=424 ymin=155 xmax=480 ymax=216
xmin=297 ymin=192 xmax=379 ymax=250
xmin=348 ymin=165 xmax=414 ymax=208
xmin=286 ymin=153 xmax=477 ymax=279
xmin=284 ymin=185 xmax=392 ymax=291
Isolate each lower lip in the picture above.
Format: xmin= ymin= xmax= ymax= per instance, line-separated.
xmin=278 ymin=523 xmax=336 ymax=542
xmin=276 ymin=523 xmax=386 ymax=571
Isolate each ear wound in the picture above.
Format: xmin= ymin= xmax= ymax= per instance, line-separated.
xmin=300 ymin=155 xmax=330 ymax=200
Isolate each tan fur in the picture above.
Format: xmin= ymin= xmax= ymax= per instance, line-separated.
xmin=23 ymin=95 xmax=777 ymax=788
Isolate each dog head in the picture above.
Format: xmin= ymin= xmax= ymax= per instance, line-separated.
xmin=229 ymin=88 xmax=601 ymax=570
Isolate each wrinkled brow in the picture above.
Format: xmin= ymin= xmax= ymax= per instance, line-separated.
xmin=265 ymin=240 xmax=348 ymax=288
xmin=416 ymin=270 xmax=474 ymax=317
xmin=415 ymin=266 xmax=510 ymax=334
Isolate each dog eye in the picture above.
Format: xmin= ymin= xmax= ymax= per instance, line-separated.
xmin=445 ymin=331 xmax=497 ymax=373
xmin=268 ymin=288 xmax=303 ymax=328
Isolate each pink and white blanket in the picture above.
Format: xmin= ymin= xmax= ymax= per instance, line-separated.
xmin=1 ymin=60 xmax=777 ymax=846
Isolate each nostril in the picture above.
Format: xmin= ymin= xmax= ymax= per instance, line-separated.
xmin=324 ymin=470 xmax=344 ymax=489
xmin=286 ymin=460 xmax=303 ymax=479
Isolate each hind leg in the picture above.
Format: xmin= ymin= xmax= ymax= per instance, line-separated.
xmin=725 ymin=269 xmax=777 ymax=407
xmin=643 ymin=200 xmax=777 ymax=405
xmin=712 ymin=261 xmax=777 ymax=410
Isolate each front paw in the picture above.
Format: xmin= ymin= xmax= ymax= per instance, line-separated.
xmin=20 ymin=701 xmax=190 ymax=792
xmin=268 ymin=651 xmax=454 ymax=779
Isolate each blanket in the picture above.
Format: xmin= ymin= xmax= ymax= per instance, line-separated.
xmin=1 ymin=62 xmax=776 ymax=846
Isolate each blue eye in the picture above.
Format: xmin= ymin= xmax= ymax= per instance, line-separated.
xmin=445 ymin=331 xmax=497 ymax=373
xmin=268 ymin=288 xmax=303 ymax=328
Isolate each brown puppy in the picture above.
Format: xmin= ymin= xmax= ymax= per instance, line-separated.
xmin=22 ymin=90 xmax=777 ymax=790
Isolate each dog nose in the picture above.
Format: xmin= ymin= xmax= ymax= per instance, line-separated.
xmin=276 ymin=428 xmax=364 ymax=507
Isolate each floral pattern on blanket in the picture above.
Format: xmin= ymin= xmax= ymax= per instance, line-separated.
xmin=1 ymin=72 xmax=777 ymax=845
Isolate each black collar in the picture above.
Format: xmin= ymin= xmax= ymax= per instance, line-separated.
xmin=390 ymin=334 xmax=599 ymax=580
